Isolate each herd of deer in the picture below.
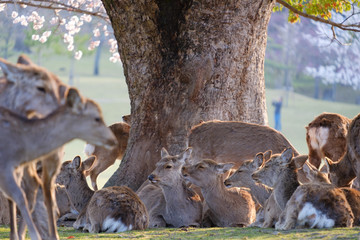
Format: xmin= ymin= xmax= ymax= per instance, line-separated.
xmin=0 ymin=55 xmax=360 ymax=239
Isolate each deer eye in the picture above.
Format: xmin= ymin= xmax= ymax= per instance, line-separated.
xmin=95 ymin=117 xmax=101 ymax=123
xmin=165 ymin=165 xmax=172 ymax=169
xmin=197 ymin=164 xmax=204 ymax=169
xmin=37 ymin=87 xmax=46 ymax=93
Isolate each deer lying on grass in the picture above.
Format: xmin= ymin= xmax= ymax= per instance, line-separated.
xmin=0 ymin=87 xmax=116 ymax=240
xmin=251 ymin=149 xmax=299 ymax=228
xmin=306 ymin=112 xmax=351 ymax=168
xmin=224 ymin=151 xmax=272 ymax=207
xmin=0 ymin=55 xmax=69 ymax=240
xmin=188 ymin=120 xmax=299 ymax=168
xmin=182 ymin=159 xmax=256 ymax=227
xmin=56 ymin=156 xmax=149 ymax=233
xmin=84 ymin=122 xmax=130 ymax=190
xmin=144 ymin=147 xmax=203 ymax=228
xmin=302 ymin=161 xmax=360 ymax=226
xmin=253 ymin=148 xmax=354 ymax=229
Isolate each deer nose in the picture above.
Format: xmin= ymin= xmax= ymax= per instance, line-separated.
xmin=148 ymin=174 xmax=155 ymax=181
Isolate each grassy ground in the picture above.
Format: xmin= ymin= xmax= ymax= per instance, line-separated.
xmin=1 ymin=226 xmax=360 ymax=239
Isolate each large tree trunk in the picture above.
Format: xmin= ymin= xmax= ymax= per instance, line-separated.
xmin=102 ymin=0 xmax=274 ymax=191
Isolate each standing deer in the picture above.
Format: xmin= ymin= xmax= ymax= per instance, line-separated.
xmin=0 ymin=55 xmax=68 ymax=240
xmin=182 ymin=159 xmax=256 ymax=227
xmin=56 ymin=156 xmax=149 ymax=233
xmin=306 ymin=113 xmax=351 ymax=168
xmin=0 ymin=88 xmax=116 ymax=240
xmin=84 ymin=122 xmax=130 ymax=190
xmin=188 ymin=120 xmax=299 ymax=168
xmin=144 ymin=147 xmax=203 ymax=228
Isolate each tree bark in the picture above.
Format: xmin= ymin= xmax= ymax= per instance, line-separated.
xmin=102 ymin=0 xmax=274 ymax=191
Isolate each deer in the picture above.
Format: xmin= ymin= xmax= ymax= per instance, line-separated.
xmin=188 ymin=120 xmax=299 ymax=169
xmin=182 ymin=159 xmax=256 ymax=227
xmin=56 ymin=156 xmax=149 ymax=233
xmin=306 ymin=112 xmax=351 ymax=168
xmin=84 ymin=121 xmax=130 ymax=190
xmin=302 ymin=160 xmax=360 ymax=226
xmin=143 ymin=147 xmax=203 ymax=228
xmin=0 ymin=87 xmax=117 ymax=240
xmin=0 ymin=55 xmax=70 ymax=240
xmin=252 ymin=148 xmax=354 ymax=229
xmin=322 ymin=113 xmax=360 ymax=188
xmin=224 ymin=151 xmax=273 ymax=207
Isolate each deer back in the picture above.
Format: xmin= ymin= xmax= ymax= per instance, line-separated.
xmin=188 ymin=120 xmax=299 ymax=168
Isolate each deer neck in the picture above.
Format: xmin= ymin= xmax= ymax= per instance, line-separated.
xmin=333 ymin=152 xmax=356 ymax=187
xmin=161 ymin=178 xmax=192 ymax=211
xmin=67 ymin=175 xmax=94 ymax=213
xmin=22 ymin=107 xmax=76 ymax=160
xmin=201 ymin=177 xmax=231 ymax=211
xmin=273 ymin=162 xmax=299 ymax=210
xmin=252 ymin=181 xmax=273 ymax=206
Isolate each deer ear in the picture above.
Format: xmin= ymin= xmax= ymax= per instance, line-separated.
xmin=280 ymin=148 xmax=293 ymax=165
xmin=71 ymin=156 xmax=82 ymax=170
xmin=0 ymin=58 xmax=22 ymax=83
xmin=17 ymin=54 xmax=34 ymax=66
xmin=178 ymin=147 xmax=192 ymax=164
xmin=263 ymin=150 xmax=272 ymax=162
xmin=82 ymin=156 xmax=96 ymax=172
xmin=302 ymin=162 xmax=311 ymax=176
xmin=215 ymin=163 xmax=234 ymax=174
xmin=321 ymin=158 xmax=331 ymax=174
xmin=161 ymin=147 xmax=170 ymax=159
xmin=293 ymin=155 xmax=308 ymax=169
xmin=65 ymin=88 xmax=83 ymax=111
xmin=252 ymin=153 xmax=264 ymax=169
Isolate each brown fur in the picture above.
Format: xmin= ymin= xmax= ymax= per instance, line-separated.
xmin=306 ymin=113 xmax=351 ymax=168
xmin=0 ymin=55 xmax=67 ymax=240
xmin=252 ymin=149 xmax=299 ymax=228
xmin=57 ymin=156 xmax=148 ymax=233
xmin=302 ymin=161 xmax=360 ymax=226
xmin=188 ymin=120 xmax=299 ymax=169
xmin=276 ymin=184 xmax=353 ymax=230
xmin=85 ymin=122 xmax=130 ymax=190
xmin=145 ymin=148 xmax=203 ymax=228
xmin=182 ymin=159 xmax=256 ymax=227
xmin=0 ymin=88 xmax=116 ymax=240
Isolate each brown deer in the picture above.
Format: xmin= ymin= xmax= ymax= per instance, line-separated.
xmin=0 ymin=55 xmax=69 ymax=240
xmin=84 ymin=122 xmax=130 ymax=190
xmin=56 ymin=156 xmax=148 ymax=233
xmin=302 ymin=160 xmax=360 ymax=226
xmin=224 ymin=151 xmax=272 ymax=207
xmin=252 ymin=148 xmax=300 ymax=228
xmin=188 ymin=120 xmax=299 ymax=168
xmin=306 ymin=112 xmax=351 ymax=168
xmin=145 ymin=147 xmax=203 ymax=228
xmin=252 ymin=149 xmax=354 ymax=229
xmin=322 ymin=113 xmax=360 ymax=188
xmin=182 ymin=159 xmax=256 ymax=227
xmin=0 ymin=88 xmax=116 ymax=240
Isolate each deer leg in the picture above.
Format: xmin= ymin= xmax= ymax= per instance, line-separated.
xmin=41 ymin=162 xmax=60 ymax=240
xmin=8 ymin=199 xmax=19 ymax=240
xmin=18 ymin=164 xmax=41 ymax=240
xmin=0 ymin=174 xmax=40 ymax=240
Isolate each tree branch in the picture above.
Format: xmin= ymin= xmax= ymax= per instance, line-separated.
xmin=0 ymin=0 xmax=109 ymax=22
xmin=277 ymin=0 xmax=360 ymax=32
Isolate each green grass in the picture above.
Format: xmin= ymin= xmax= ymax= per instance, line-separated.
xmin=1 ymin=226 xmax=360 ymax=239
